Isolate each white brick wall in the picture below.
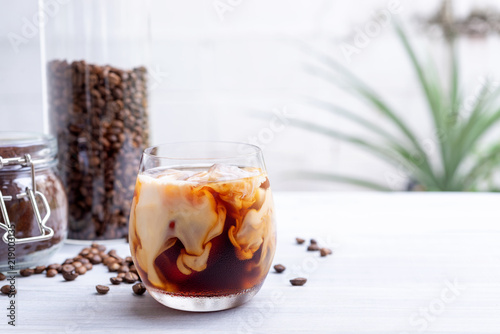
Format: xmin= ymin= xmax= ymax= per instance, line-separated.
xmin=1 ymin=0 xmax=499 ymax=190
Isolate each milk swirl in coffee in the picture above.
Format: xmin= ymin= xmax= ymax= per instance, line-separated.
xmin=129 ymin=164 xmax=276 ymax=296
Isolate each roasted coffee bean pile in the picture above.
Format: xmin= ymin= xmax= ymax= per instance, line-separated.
xmin=47 ymin=59 xmax=150 ymax=240
xmin=0 ymin=243 xmax=146 ymax=297
xmin=273 ymin=237 xmax=334 ymax=287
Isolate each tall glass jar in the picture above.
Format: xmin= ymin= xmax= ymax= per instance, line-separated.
xmin=40 ymin=0 xmax=151 ymax=240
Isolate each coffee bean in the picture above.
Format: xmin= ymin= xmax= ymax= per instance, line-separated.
xmin=129 ymin=265 xmax=138 ymax=275
xmin=96 ymin=285 xmax=110 ymax=295
xmin=117 ymin=272 xmax=126 ymax=278
xmin=76 ymin=266 xmax=87 ymax=275
xmin=296 ymin=237 xmax=305 ymax=244
xmin=80 ymin=248 xmax=91 ymax=256
xmin=118 ymin=265 xmax=129 ymax=274
xmin=34 ymin=266 xmax=47 ymax=274
xmin=20 ymin=268 xmax=34 ymax=277
xmin=273 ymin=264 xmax=286 ymax=273
xmin=103 ymin=257 xmax=116 ymax=266
xmin=125 ymin=256 xmax=133 ymax=264
xmin=108 ymin=262 xmax=120 ymax=272
xmin=73 ymin=261 xmax=83 ymax=268
xmin=61 ymin=264 xmax=75 ymax=274
xmin=84 ymin=263 xmax=93 ymax=271
xmin=48 ymin=60 xmax=149 ymax=240
xmin=123 ymin=272 xmax=138 ymax=284
xmin=0 ymin=273 xmax=5 ymax=281
xmin=110 ymin=277 xmax=122 ymax=285
xmin=307 ymin=244 xmax=320 ymax=251
xmin=108 ymin=249 xmax=118 ymax=258
xmin=48 ymin=263 xmax=61 ymax=272
xmin=90 ymin=255 xmax=102 ymax=264
xmin=62 ymin=271 xmax=78 ymax=281
xmin=79 ymin=258 xmax=90 ymax=265
xmin=290 ymin=277 xmax=307 ymax=286
xmin=132 ymin=283 xmax=146 ymax=295
xmin=320 ymin=248 xmax=333 ymax=257
xmin=310 ymin=239 xmax=317 ymax=245
xmin=46 ymin=269 xmax=58 ymax=277
xmin=1 ymin=285 xmax=14 ymax=295
xmin=73 ymin=255 xmax=83 ymax=262
xmin=63 ymin=258 xmax=74 ymax=265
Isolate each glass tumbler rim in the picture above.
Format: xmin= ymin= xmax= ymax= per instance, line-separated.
xmin=142 ymin=141 xmax=262 ymax=161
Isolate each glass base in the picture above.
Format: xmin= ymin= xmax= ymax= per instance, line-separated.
xmin=148 ymin=284 xmax=262 ymax=312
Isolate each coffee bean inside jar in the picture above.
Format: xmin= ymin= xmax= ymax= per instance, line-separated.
xmin=46 ymin=60 xmax=150 ymax=240
xmin=0 ymin=133 xmax=68 ymax=271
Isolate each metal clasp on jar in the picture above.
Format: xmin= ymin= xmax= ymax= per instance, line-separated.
xmin=0 ymin=154 xmax=54 ymax=244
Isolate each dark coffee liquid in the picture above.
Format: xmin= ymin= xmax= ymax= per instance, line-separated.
xmin=153 ymin=213 xmax=265 ymax=296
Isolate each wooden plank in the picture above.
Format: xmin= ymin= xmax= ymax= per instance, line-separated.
xmin=1 ymin=192 xmax=500 ymax=333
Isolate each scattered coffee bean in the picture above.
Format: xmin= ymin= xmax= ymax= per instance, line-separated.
xmin=103 ymin=257 xmax=116 ymax=266
xmin=296 ymin=237 xmax=305 ymax=244
xmin=72 ymin=261 xmax=83 ymax=268
xmin=273 ymin=264 xmax=286 ymax=273
xmin=125 ymin=256 xmax=133 ymax=264
xmin=80 ymin=248 xmax=91 ymax=256
xmin=61 ymin=264 xmax=75 ymax=274
xmin=310 ymin=239 xmax=317 ymax=245
xmin=46 ymin=269 xmax=58 ymax=277
xmin=20 ymin=268 xmax=34 ymax=277
xmin=84 ymin=263 xmax=93 ymax=271
xmin=48 ymin=263 xmax=61 ymax=272
xmin=307 ymin=244 xmax=320 ymax=251
xmin=73 ymin=255 xmax=83 ymax=262
xmin=110 ymin=277 xmax=123 ymax=285
xmin=123 ymin=272 xmax=138 ymax=284
xmin=76 ymin=266 xmax=87 ymax=275
xmin=320 ymin=248 xmax=333 ymax=257
xmin=79 ymin=258 xmax=90 ymax=265
xmin=129 ymin=265 xmax=138 ymax=275
xmin=118 ymin=265 xmax=129 ymax=274
xmin=34 ymin=266 xmax=47 ymax=274
xmin=62 ymin=271 xmax=78 ymax=281
xmin=108 ymin=262 xmax=120 ymax=272
xmin=117 ymin=272 xmax=126 ymax=278
xmin=96 ymin=285 xmax=110 ymax=295
xmin=290 ymin=277 xmax=307 ymax=286
xmin=0 ymin=273 xmax=5 ymax=281
xmin=1 ymin=285 xmax=14 ymax=295
xmin=90 ymin=255 xmax=103 ymax=264
xmin=108 ymin=249 xmax=118 ymax=258
xmin=63 ymin=258 xmax=74 ymax=265
xmin=132 ymin=283 xmax=146 ymax=295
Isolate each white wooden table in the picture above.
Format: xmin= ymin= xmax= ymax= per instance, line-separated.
xmin=3 ymin=192 xmax=500 ymax=333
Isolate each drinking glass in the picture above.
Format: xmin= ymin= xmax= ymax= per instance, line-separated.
xmin=129 ymin=142 xmax=276 ymax=312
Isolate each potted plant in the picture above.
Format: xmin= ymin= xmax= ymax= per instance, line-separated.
xmin=291 ymin=19 xmax=500 ymax=191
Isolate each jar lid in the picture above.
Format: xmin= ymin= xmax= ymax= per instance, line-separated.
xmin=0 ymin=132 xmax=57 ymax=171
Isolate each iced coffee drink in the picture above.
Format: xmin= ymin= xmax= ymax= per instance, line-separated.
xmin=129 ymin=160 xmax=276 ymax=311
